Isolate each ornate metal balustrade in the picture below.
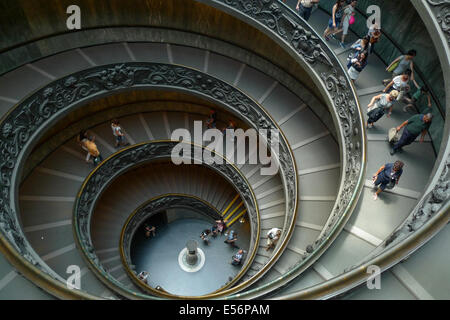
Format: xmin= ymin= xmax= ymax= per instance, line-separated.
xmin=121 ymin=194 xmax=223 ymax=269
xmin=192 ymin=0 xmax=366 ymax=299
xmin=0 ymin=0 xmax=367 ymax=300
xmin=270 ymin=0 xmax=450 ymax=300
xmin=0 ymin=61 xmax=299 ymax=299
xmin=74 ymin=141 xmax=260 ymax=299
xmin=119 ymin=193 xmax=251 ymax=296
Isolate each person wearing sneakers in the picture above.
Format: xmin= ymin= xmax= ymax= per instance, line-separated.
xmin=372 ymin=161 xmax=404 ymax=200
xmin=323 ymin=0 xmax=345 ymax=41
xmin=296 ymin=0 xmax=320 ymax=22
xmin=366 ymin=90 xmax=399 ymax=128
xmin=390 ymin=113 xmax=433 ymax=155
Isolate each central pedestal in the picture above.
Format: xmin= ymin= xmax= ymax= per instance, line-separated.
xmin=178 ymin=240 xmax=205 ymax=273
xmin=186 ymin=239 xmax=198 ymax=266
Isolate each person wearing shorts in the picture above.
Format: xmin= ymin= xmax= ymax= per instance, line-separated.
xmin=323 ymin=0 xmax=345 ymax=41
xmin=372 ymin=161 xmax=404 ymax=200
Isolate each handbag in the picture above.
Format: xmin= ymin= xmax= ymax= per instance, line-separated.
xmin=388 ymin=127 xmax=401 ymax=144
xmin=349 ymin=15 xmax=355 ymax=25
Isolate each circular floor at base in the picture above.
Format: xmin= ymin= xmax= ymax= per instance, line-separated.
xmin=131 ymin=218 xmax=247 ymax=296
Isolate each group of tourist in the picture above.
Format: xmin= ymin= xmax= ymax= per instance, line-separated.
xmin=283 ymin=0 xmax=436 ymax=201
xmin=366 ymin=48 xmax=432 ymax=200
xmin=198 ymin=219 xmax=247 ymax=266
xmin=200 ymin=219 xmax=227 ymax=245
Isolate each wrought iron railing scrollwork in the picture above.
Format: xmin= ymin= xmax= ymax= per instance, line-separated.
xmin=0 ymin=0 xmax=366 ymax=300
xmin=0 ymin=60 xmax=298 ymax=298
xmin=120 ymin=194 xmax=242 ymax=294
xmin=271 ymin=0 xmax=450 ymax=300
xmin=340 ymin=0 xmax=450 ymax=273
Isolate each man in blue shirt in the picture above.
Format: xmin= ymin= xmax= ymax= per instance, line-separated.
xmin=372 ymin=161 xmax=404 ymax=200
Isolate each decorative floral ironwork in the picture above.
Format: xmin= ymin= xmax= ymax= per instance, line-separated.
xmin=0 ymin=61 xmax=297 ymax=297
xmin=427 ymin=0 xmax=450 ymax=44
xmin=0 ymin=0 xmax=367 ymax=298
xmin=74 ymin=141 xmax=260 ymax=295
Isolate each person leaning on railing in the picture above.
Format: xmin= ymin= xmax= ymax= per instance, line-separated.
xmin=390 ymin=113 xmax=433 ymax=155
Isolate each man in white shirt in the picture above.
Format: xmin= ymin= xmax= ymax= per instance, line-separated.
xmin=296 ymin=0 xmax=320 ymax=21
xmin=383 ymin=70 xmax=411 ymax=95
xmin=111 ymin=119 xmax=129 ymax=148
xmin=266 ymin=228 xmax=282 ymax=251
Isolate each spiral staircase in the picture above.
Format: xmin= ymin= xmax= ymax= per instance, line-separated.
xmin=0 ymin=0 xmax=448 ymax=300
